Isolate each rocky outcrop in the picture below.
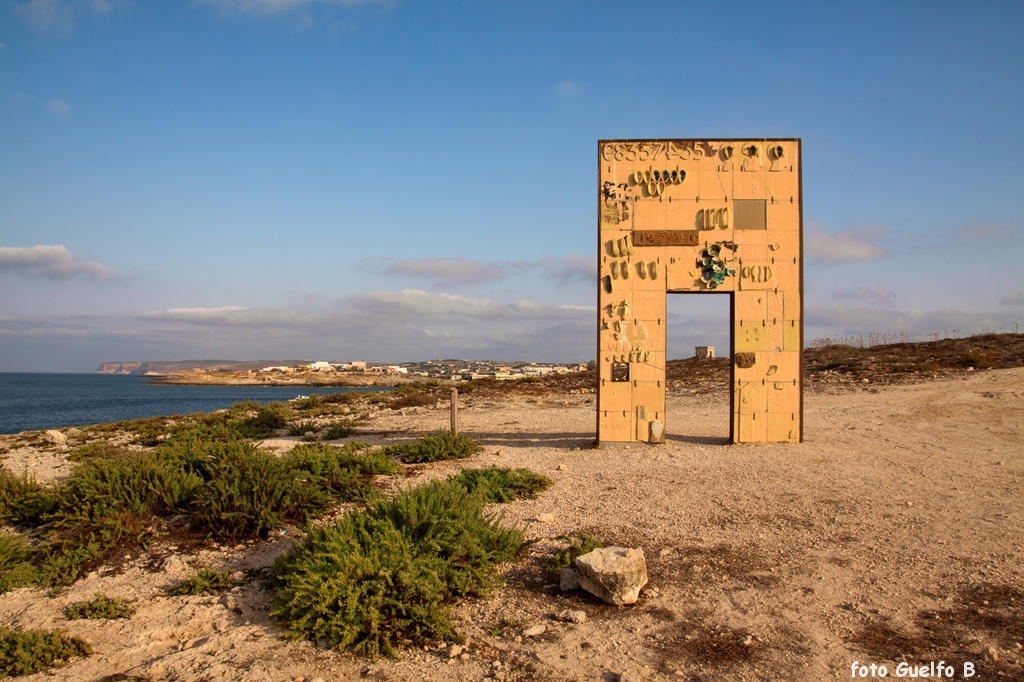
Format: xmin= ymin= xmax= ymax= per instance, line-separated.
xmin=574 ymin=547 xmax=648 ymax=605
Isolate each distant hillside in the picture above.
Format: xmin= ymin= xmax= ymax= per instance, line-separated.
xmin=96 ymin=360 xmax=308 ymax=375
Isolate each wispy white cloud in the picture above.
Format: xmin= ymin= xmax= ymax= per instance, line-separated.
xmin=538 ymin=254 xmax=596 ymax=283
xmin=555 ymin=79 xmax=582 ymax=96
xmin=142 ymin=306 xmax=319 ymax=325
xmin=0 ymin=245 xmax=116 ymax=279
xmin=805 ymin=223 xmax=888 ymax=263
xmin=806 ymin=305 xmax=1022 ymax=342
xmin=14 ymin=0 xmax=112 ymax=31
xmin=197 ymin=0 xmax=388 ymax=18
xmin=377 ymin=254 xmax=595 ymax=288
xmin=383 ymin=257 xmax=521 ymax=288
xmin=832 ymin=286 xmax=897 ymax=304
xmin=47 ymin=99 xmax=70 ymax=115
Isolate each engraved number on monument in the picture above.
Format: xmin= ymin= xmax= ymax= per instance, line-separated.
xmin=632 ymin=230 xmax=699 ymax=247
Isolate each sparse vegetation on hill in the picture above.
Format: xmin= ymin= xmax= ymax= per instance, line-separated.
xmin=0 ymin=431 xmax=403 ymax=591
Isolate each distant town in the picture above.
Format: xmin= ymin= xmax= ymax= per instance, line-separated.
xmin=96 ymin=359 xmax=594 ymax=383
xmin=257 ymin=359 xmax=590 ymax=381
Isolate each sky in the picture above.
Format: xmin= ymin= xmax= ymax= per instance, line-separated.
xmin=1 ymin=0 xmax=1023 ymax=372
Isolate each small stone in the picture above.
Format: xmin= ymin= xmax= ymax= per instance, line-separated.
xmin=559 ymin=568 xmax=579 ymax=591
xmin=861 ymin=378 xmax=870 ymax=384
xmin=536 ymin=513 xmax=555 ymax=523
xmin=575 ymin=546 xmax=648 ymax=606
xmin=459 ymin=653 xmax=470 ymax=661
xmin=513 ymin=636 xmax=522 ymax=643
xmin=982 ymin=646 xmax=999 ymax=662
xmin=556 ymin=464 xmax=568 ymax=472
xmin=522 ymin=624 xmax=546 ymax=637
xmin=556 ymin=609 xmax=586 ymax=624
xmin=495 ymin=449 xmax=502 ymax=456
xmin=448 ymin=645 xmax=464 ymax=658
xmin=309 ymin=677 xmax=325 ymax=682
xmin=43 ymin=430 xmax=67 ymax=445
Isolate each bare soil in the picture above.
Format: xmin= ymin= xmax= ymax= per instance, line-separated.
xmin=1 ymin=336 xmax=1022 ymax=681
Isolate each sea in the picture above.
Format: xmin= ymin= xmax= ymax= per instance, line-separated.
xmin=0 ymin=373 xmax=382 ymax=435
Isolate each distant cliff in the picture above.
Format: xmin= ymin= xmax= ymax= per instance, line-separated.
xmin=96 ymin=362 xmax=145 ymax=375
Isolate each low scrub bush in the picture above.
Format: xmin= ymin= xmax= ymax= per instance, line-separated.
xmin=545 ymin=534 xmax=603 ymax=574
xmin=188 ymin=441 xmax=311 ymax=540
xmin=0 ymin=534 xmax=38 ymax=594
xmin=285 ymin=442 xmax=400 ymax=504
xmin=448 ymin=467 xmax=552 ymax=503
xmin=67 ymin=442 xmax=133 ymax=462
xmin=170 ymin=568 xmax=238 ymax=596
xmin=322 ymin=421 xmax=355 ymax=440
xmin=384 ymin=432 xmax=481 ymax=464
xmin=0 ymin=470 xmax=57 ymax=527
xmin=63 ymin=593 xmax=135 ymax=620
xmin=231 ymin=403 xmax=291 ymax=439
xmin=387 ymin=394 xmax=436 ymax=410
xmin=287 ymin=421 xmax=317 ymax=437
xmin=0 ymin=626 xmax=91 ymax=677
xmin=271 ymin=480 xmax=524 ymax=657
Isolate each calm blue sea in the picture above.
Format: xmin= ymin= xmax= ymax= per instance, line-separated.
xmin=0 ymin=373 xmax=381 ymax=435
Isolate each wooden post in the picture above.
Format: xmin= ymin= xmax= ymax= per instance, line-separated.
xmin=450 ymin=387 xmax=459 ymax=436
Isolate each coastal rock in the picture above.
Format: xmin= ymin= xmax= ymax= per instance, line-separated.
xmin=44 ymin=429 xmax=67 ymax=445
xmin=574 ymin=547 xmax=648 ymax=606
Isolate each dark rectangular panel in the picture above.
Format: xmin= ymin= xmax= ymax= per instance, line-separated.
xmin=734 ymin=200 xmax=766 ymax=230
xmin=632 ymin=230 xmax=699 ymax=246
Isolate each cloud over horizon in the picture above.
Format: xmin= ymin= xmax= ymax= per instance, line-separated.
xmin=378 ymin=254 xmax=596 ymax=288
xmin=832 ymin=286 xmax=897 ymax=304
xmin=805 ymin=223 xmax=888 ymax=263
xmin=0 ymin=245 xmax=116 ymax=279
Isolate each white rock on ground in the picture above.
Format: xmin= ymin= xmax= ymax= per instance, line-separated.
xmin=44 ymin=429 xmax=67 ymax=445
xmin=574 ymin=546 xmax=648 ymax=605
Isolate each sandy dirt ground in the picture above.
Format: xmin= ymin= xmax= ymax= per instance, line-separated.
xmin=1 ymin=368 xmax=1022 ymax=681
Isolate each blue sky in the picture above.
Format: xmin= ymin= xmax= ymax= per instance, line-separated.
xmin=1 ymin=0 xmax=1022 ymax=371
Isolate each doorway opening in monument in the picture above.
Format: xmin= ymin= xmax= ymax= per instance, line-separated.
xmin=665 ymin=292 xmax=731 ymax=445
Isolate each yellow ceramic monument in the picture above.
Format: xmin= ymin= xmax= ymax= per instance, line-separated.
xmin=597 ymin=139 xmax=803 ymax=445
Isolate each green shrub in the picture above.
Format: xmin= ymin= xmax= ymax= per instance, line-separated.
xmin=384 ymin=432 xmax=481 ymax=464
xmin=283 ymin=443 xmax=398 ymax=505
xmin=0 ymin=470 xmax=57 ymax=527
xmin=0 ymin=626 xmax=91 ymax=677
xmin=187 ymin=442 xmax=308 ymax=540
xmin=228 ymin=400 xmax=262 ymax=414
xmin=170 ymin=568 xmax=238 ymax=596
xmin=391 ymin=385 xmax=421 ymax=397
xmin=67 ymin=442 xmax=133 ymax=462
xmin=0 ymin=534 xmax=38 ymax=594
xmin=322 ymin=421 xmax=356 ymax=440
xmin=63 ymin=593 xmax=135 ymax=620
xmin=231 ymin=403 xmax=291 ymax=439
xmin=387 ymin=394 xmax=436 ymax=410
xmin=271 ymin=480 xmax=524 ymax=657
xmin=545 ymin=534 xmax=604 ymax=574
xmin=287 ymin=421 xmax=318 ymax=437
xmin=448 ymin=467 xmax=552 ymax=503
